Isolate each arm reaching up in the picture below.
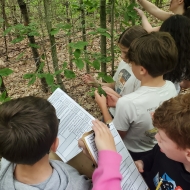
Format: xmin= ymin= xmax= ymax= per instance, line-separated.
xmin=137 ymin=0 xmax=172 ymax=21
xmin=134 ymin=7 xmax=160 ymax=32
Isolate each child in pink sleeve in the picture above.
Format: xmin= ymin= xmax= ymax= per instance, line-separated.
xmin=88 ymin=120 xmax=122 ymax=190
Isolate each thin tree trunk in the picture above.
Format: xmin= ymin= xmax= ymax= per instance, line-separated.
xmin=80 ymin=0 xmax=89 ymax=73
xmin=17 ymin=0 xmax=48 ymax=92
xmin=110 ymin=0 xmax=115 ymax=76
xmin=65 ymin=1 xmax=73 ymax=70
xmin=100 ymin=0 xmax=107 ymax=75
xmin=1 ymin=0 xmax=8 ymax=60
xmin=43 ymin=0 xmax=66 ymax=92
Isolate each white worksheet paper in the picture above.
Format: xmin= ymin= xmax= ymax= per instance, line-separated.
xmin=84 ymin=122 xmax=148 ymax=190
xmin=48 ymin=88 xmax=148 ymax=190
xmin=48 ymin=88 xmax=94 ymax=162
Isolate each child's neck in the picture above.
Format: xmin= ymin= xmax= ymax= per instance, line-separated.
xmin=183 ymin=162 xmax=190 ymax=173
xmin=173 ymin=5 xmax=184 ymax=15
xmin=141 ymin=75 xmax=165 ymax=87
xmin=14 ymin=155 xmax=53 ymax=185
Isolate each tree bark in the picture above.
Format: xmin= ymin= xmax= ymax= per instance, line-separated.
xmin=17 ymin=0 xmax=48 ymax=92
xmin=43 ymin=0 xmax=66 ymax=92
xmin=100 ymin=0 xmax=107 ymax=75
xmin=110 ymin=0 xmax=115 ymax=76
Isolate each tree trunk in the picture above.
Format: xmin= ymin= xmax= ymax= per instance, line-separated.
xmin=17 ymin=0 xmax=48 ymax=92
xmin=80 ymin=0 xmax=89 ymax=73
xmin=1 ymin=0 xmax=8 ymax=60
xmin=100 ymin=0 xmax=107 ymax=76
xmin=65 ymin=1 xmax=73 ymax=70
xmin=43 ymin=0 xmax=66 ymax=92
xmin=110 ymin=0 xmax=115 ymax=76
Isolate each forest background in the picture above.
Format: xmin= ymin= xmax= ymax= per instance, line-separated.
xmin=0 ymin=0 xmax=166 ymax=118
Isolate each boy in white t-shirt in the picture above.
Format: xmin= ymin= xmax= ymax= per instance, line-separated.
xmin=95 ymin=32 xmax=178 ymax=160
xmin=82 ymin=26 xmax=146 ymax=116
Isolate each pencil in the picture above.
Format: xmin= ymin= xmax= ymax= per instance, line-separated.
xmin=156 ymin=178 xmax=163 ymax=190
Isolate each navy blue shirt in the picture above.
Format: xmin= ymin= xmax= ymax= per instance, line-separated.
xmin=141 ymin=144 xmax=190 ymax=190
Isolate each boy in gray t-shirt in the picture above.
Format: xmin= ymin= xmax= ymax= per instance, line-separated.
xmin=0 ymin=96 xmax=92 ymax=190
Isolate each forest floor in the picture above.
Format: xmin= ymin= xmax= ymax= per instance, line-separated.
xmin=0 ymin=8 xmax=165 ymax=119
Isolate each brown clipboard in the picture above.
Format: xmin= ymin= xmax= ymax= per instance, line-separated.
xmin=81 ymin=130 xmax=98 ymax=167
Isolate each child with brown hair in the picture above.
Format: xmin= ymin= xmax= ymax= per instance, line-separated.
xmin=0 ymin=97 xmax=92 ymax=190
xmin=83 ymin=26 xmax=147 ymax=116
xmin=95 ymin=32 xmax=178 ymax=160
xmin=135 ymin=93 xmax=190 ymax=190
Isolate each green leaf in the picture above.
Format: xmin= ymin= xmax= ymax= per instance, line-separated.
xmin=11 ymin=36 xmax=24 ymax=44
xmin=50 ymin=28 xmax=60 ymax=35
xmin=69 ymin=41 xmax=88 ymax=49
xmin=0 ymin=68 xmax=13 ymax=76
xmin=54 ymin=69 xmax=63 ymax=75
xmin=62 ymin=62 xmax=67 ymax=69
xmin=92 ymin=60 xmax=100 ymax=70
xmin=41 ymin=54 xmax=46 ymax=60
xmin=16 ymin=52 xmax=24 ymax=60
xmin=98 ymin=72 xmax=105 ymax=78
xmin=98 ymin=86 xmax=107 ymax=97
xmin=23 ymin=73 xmax=34 ymax=79
xmin=0 ymin=77 xmax=2 ymax=86
xmin=0 ymin=18 xmax=4 ymax=23
xmin=75 ymin=58 xmax=84 ymax=70
xmin=36 ymin=73 xmax=46 ymax=78
xmin=37 ymin=62 xmax=45 ymax=73
xmin=3 ymin=26 xmax=13 ymax=36
xmin=64 ymin=69 xmax=76 ymax=79
xmin=103 ymin=75 xmax=114 ymax=83
xmin=45 ymin=73 xmax=54 ymax=85
xmin=28 ymin=75 xmax=36 ymax=86
xmin=101 ymin=32 xmax=111 ymax=38
xmin=51 ymin=84 xmax=60 ymax=92
xmin=28 ymin=43 xmax=40 ymax=49
xmin=0 ymin=91 xmax=7 ymax=102
xmin=74 ymin=49 xmax=81 ymax=59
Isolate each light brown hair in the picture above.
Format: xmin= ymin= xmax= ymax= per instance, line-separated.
xmin=153 ymin=93 xmax=190 ymax=149
xmin=128 ymin=32 xmax=178 ymax=77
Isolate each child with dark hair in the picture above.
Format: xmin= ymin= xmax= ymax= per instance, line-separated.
xmin=135 ymin=13 xmax=190 ymax=92
xmin=0 ymin=96 xmax=92 ymax=190
xmin=135 ymin=93 xmax=190 ymax=190
xmin=83 ymin=26 xmax=147 ymax=116
xmin=135 ymin=0 xmax=190 ymax=32
xmin=95 ymin=32 xmax=178 ymax=160
xmin=160 ymin=15 xmax=190 ymax=91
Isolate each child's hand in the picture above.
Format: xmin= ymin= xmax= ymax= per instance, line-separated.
xmin=134 ymin=7 xmax=145 ymax=18
xmin=82 ymin=74 xmax=98 ymax=87
xmin=107 ymin=94 xmax=119 ymax=107
xmin=94 ymin=90 xmax=107 ymax=111
xmin=92 ymin=120 xmax=116 ymax=152
xmin=135 ymin=160 xmax=144 ymax=173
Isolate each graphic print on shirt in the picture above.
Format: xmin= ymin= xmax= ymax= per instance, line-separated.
xmin=115 ymin=69 xmax=131 ymax=94
xmin=153 ymin=172 xmax=177 ymax=190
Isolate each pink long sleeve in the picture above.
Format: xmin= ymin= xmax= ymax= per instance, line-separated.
xmin=92 ymin=150 xmax=122 ymax=190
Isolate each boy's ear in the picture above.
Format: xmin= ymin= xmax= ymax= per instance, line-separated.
xmin=140 ymin=66 xmax=147 ymax=76
xmin=178 ymin=0 xmax=184 ymax=5
xmin=51 ymin=137 xmax=59 ymax=152
xmin=185 ymin=149 xmax=190 ymax=162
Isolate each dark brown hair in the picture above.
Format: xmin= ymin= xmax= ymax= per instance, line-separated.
xmin=160 ymin=15 xmax=190 ymax=82
xmin=0 ymin=96 xmax=58 ymax=165
xmin=153 ymin=93 xmax=190 ymax=149
xmin=118 ymin=25 xmax=147 ymax=48
xmin=128 ymin=32 xmax=178 ymax=77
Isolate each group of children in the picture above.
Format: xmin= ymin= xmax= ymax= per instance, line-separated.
xmin=1 ymin=0 xmax=190 ymax=190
